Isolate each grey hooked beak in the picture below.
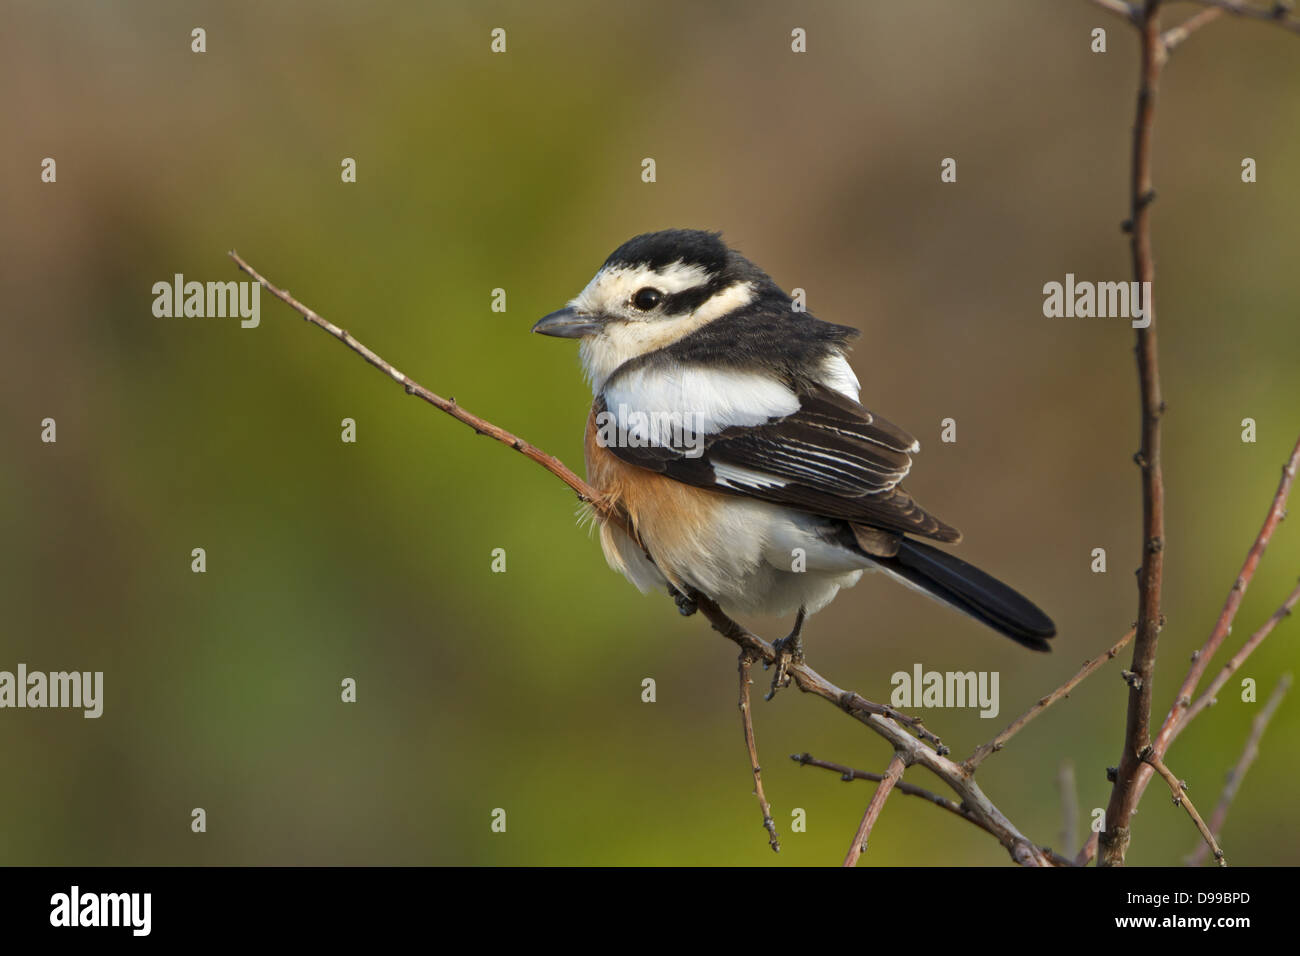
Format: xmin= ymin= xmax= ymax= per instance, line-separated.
xmin=531 ymin=306 xmax=604 ymax=338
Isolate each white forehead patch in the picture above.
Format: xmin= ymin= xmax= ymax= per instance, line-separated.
xmin=571 ymin=261 xmax=711 ymax=315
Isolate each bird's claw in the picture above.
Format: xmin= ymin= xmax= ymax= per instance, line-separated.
xmin=765 ymin=632 xmax=804 ymax=700
xmin=670 ymin=586 xmax=698 ymax=617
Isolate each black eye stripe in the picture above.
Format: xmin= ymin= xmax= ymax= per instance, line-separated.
xmin=622 ymin=277 xmax=747 ymax=316
xmin=660 ymin=284 xmax=722 ymax=315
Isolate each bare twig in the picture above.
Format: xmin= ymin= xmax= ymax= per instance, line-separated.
xmin=1181 ymin=0 xmax=1300 ymax=35
xmin=1089 ymin=0 xmax=1140 ymax=20
xmin=966 ymin=627 xmax=1135 ymax=770
xmin=228 ymin=250 xmax=604 ymax=511
xmin=1160 ymin=435 xmax=1300 ymax=743
xmin=1100 ymin=0 xmax=1169 ymax=869
xmin=1178 ymin=582 xmax=1300 ymax=732
xmin=1162 ymin=6 xmax=1224 ymax=50
xmin=1058 ymin=760 xmax=1080 ymax=859
xmin=1188 ymin=674 xmax=1292 ymax=865
xmin=1109 ymin=440 xmax=1300 ymax=841
xmin=1091 ymin=0 xmax=1300 ymax=867
xmin=843 ymin=753 xmax=907 ymax=867
xmin=792 ymin=753 xmax=1076 ymax=866
xmin=793 ymin=753 xmax=975 ymax=821
xmin=739 ymin=653 xmax=780 ymax=852
xmin=693 ymin=595 xmax=1065 ymax=866
xmin=694 ymin=593 xmax=946 ymax=752
xmin=1164 ymin=7 xmax=1222 ymax=51
xmin=1077 ymin=831 xmax=1099 ymax=866
xmin=1140 ymin=747 xmax=1225 ymax=865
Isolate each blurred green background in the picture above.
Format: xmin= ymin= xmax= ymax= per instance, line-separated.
xmin=3 ymin=0 xmax=1298 ymax=866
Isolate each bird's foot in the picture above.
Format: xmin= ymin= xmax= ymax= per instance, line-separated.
xmin=765 ymin=609 xmax=807 ymax=701
xmin=669 ymin=585 xmax=698 ymax=617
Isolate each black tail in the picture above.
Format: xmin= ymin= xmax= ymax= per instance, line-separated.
xmin=876 ymin=538 xmax=1056 ymax=651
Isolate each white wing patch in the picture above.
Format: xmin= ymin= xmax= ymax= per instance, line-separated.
xmin=816 ymin=354 xmax=919 ymax=453
xmin=817 ymin=354 xmax=862 ymax=401
xmin=713 ymin=462 xmax=788 ymax=490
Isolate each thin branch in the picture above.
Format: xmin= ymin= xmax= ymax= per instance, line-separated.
xmin=1162 ymin=6 xmax=1225 ymax=50
xmin=693 ymin=596 xmax=1065 ymax=866
xmin=1090 ymin=0 xmax=1141 ymax=21
xmin=695 ymin=594 xmax=946 ymax=753
xmin=793 ymin=753 xmax=1077 ymax=865
xmin=1140 ymin=747 xmax=1225 ymax=865
xmin=1188 ymin=673 xmax=1292 ymax=865
xmin=1058 ymin=760 xmax=1080 ymax=859
xmin=1112 ymin=440 xmax=1300 ymax=834
xmin=228 ymin=250 xmax=604 ymax=511
xmin=1100 ymin=0 xmax=1169 ymax=869
xmin=794 ymin=753 xmax=982 ymax=825
xmin=1177 ymin=581 xmax=1300 ymax=732
xmin=1077 ymin=831 xmax=1099 ymax=867
xmin=1090 ymin=0 xmax=1300 ymax=866
xmin=739 ymin=653 xmax=780 ymax=852
xmin=1180 ymin=0 xmax=1300 ymax=35
xmin=1160 ymin=434 xmax=1300 ymax=745
xmin=843 ymin=753 xmax=907 ymax=867
xmin=965 ymin=627 xmax=1135 ymax=770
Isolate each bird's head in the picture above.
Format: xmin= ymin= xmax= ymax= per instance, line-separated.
xmin=532 ymin=229 xmax=779 ymax=390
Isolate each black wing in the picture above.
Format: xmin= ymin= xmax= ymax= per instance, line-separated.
xmin=598 ymin=380 xmax=962 ymax=543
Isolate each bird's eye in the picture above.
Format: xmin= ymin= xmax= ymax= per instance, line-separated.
xmin=632 ymin=287 xmax=664 ymax=311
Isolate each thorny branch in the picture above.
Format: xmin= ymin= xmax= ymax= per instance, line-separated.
xmin=1088 ymin=0 xmax=1142 ymax=22
xmin=1161 ymin=438 xmax=1300 ymax=745
xmin=1181 ymin=0 xmax=1300 ymax=36
xmin=688 ymin=593 xmax=1070 ymax=865
xmin=793 ymin=753 xmax=1076 ymax=866
xmin=965 ymin=627 xmax=1136 ymax=770
xmin=739 ymin=653 xmax=780 ymax=852
xmin=1088 ymin=0 xmax=1299 ymax=866
xmin=843 ymin=752 xmax=908 ymax=867
xmin=1140 ymin=747 xmax=1225 ymax=865
xmin=1089 ymin=0 xmax=1300 ymax=37
xmin=1099 ymin=0 xmax=1169 ymax=869
xmin=1188 ymin=674 xmax=1292 ymax=865
xmin=1095 ymin=439 xmax=1300 ymax=864
xmin=793 ymin=753 xmax=978 ymax=822
xmin=1162 ymin=6 xmax=1225 ymax=50
xmin=1178 ymin=579 xmax=1300 ymax=732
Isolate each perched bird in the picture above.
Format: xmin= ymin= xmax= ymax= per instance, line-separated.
xmin=533 ymin=229 xmax=1055 ymax=679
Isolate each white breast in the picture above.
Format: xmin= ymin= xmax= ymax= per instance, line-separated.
xmin=603 ymin=365 xmax=800 ymax=441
